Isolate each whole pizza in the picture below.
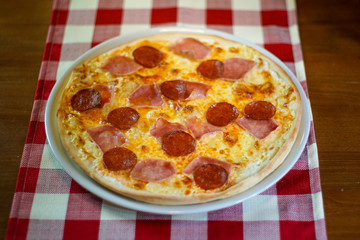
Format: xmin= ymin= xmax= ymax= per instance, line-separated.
xmin=57 ymin=33 xmax=302 ymax=205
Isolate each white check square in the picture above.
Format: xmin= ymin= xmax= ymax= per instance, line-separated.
xmin=178 ymin=0 xmax=206 ymax=9
xmin=289 ymin=25 xmax=300 ymax=44
xmin=56 ymin=61 xmax=73 ymax=80
xmin=30 ymin=193 xmax=69 ymax=220
xmin=172 ymin=212 xmax=208 ymax=221
xmin=232 ymin=0 xmax=260 ymax=10
xmin=312 ymin=192 xmax=325 ymax=220
xmin=121 ymin=24 xmax=151 ymax=35
xmin=286 ymin=0 xmax=296 ymax=10
xmin=308 ymin=143 xmax=319 ymax=169
xmin=123 ymin=0 xmax=152 ymax=9
xmin=233 ymin=26 xmax=264 ymax=44
xmin=243 ymin=195 xmax=279 ymax=221
xmin=63 ymin=25 xmax=94 ymax=44
xmin=40 ymin=144 xmax=64 ymax=169
xmin=100 ymin=202 xmax=137 ymax=220
xmin=295 ymin=60 xmax=306 ymax=82
xmin=70 ymin=0 xmax=99 ymax=10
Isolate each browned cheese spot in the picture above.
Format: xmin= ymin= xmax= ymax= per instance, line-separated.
xmin=228 ymin=47 xmax=239 ymax=53
xmin=171 ymin=69 xmax=180 ymax=75
xmin=234 ymin=84 xmax=254 ymax=99
xmin=182 ymin=176 xmax=193 ymax=185
xmin=259 ymin=82 xmax=274 ymax=95
xmin=258 ymin=58 xmax=264 ymax=67
xmin=78 ymin=137 xmax=85 ymax=145
xmin=223 ymin=132 xmax=238 ymax=146
xmin=134 ymin=182 xmax=147 ymax=190
xmin=254 ymin=141 xmax=260 ymax=150
xmin=285 ymin=87 xmax=294 ymax=100
xmin=110 ymin=80 xmax=119 ymax=85
xmin=183 ymin=105 xmax=194 ymax=113
xmin=141 ymin=145 xmax=149 ymax=153
xmin=158 ymin=112 xmax=170 ymax=119
xmin=174 ymin=181 xmax=181 ymax=188
xmin=215 ymin=47 xmax=223 ymax=53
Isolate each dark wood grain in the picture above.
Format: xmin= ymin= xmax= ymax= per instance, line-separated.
xmin=0 ymin=0 xmax=53 ymax=239
xmin=0 ymin=0 xmax=359 ymax=239
xmin=297 ymin=0 xmax=360 ymax=239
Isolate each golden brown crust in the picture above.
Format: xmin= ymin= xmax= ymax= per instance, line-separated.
xmin=57 ymin=32 xmax=302 ymax=205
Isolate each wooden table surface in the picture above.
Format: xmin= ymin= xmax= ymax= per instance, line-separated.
xmin=1 ymin=0 xmax=359 ymax=239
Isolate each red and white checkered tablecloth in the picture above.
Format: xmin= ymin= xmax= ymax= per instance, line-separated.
xmin=6 ymin=0 xmax=327 ymax=239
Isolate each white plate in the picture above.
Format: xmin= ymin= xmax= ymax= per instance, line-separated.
xmin=45 ymin=27 xmax=311 ymax=215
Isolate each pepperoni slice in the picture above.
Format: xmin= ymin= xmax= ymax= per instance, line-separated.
xmin=71 ymin=88 xmax=101 ymax=112
xmin=133 ymin=46 xmax=163 ymax=68
xmin=162 ymin=131 xmax=196 ymax=156
xmin=244 ymin=101 xmax=276 ymax=120
xmin=107 ymin=107 xmax=140 ymax=130
xmin=196 ymin=60 xmax=224 ymax=79
xmin=193 ymin=164 xmax=228 ymax=190
xmin=206 ymin=102 xmax=239 ymax=126
xmin=103 ymin=147 xmax=137 ymax=171
xmin=160 ymin=80 xmax=187 ymax=100
xmin=93 ymin=85 xmax=112 ymax=107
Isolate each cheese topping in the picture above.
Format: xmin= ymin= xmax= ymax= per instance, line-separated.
xmin=58 ymin=33 xmax=300 ymax=201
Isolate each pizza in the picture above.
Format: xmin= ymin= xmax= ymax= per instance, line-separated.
xmin=57 ymin=33 xmax=302 ymax=205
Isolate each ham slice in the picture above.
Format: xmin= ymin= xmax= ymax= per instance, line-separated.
xmin=150 ymin=118 xmax=187 ymax=140
xmin=128 ymin=84 xmax=164 ymax=108
xmin=86 ymin=125 xmax=127 ymax=152
xmin=184 ymin=156 xmax=232 ymax=174
xmin=184 ymin=117 xmax=222 ymax=139
xmin=130 ymin=159 xmax=176 ymax=182
xmin=237 ymin=116 xmax=278 ymax=139
xmin=169 ymin=38 xmax=211 ymax=60
xmin=185 ymin=82 xmax=212 ymax=100
xmin=222 ymin=58 xmax=255 ymax=80
xmin=101 ymin=56 xmax=142 ymax=75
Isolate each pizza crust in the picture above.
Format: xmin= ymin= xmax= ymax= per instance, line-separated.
xmin=57 ymin=33 xmax=302 ymax=205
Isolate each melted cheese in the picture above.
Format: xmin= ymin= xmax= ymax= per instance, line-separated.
xmin=58 ymin=33 xmax=300 ymax=197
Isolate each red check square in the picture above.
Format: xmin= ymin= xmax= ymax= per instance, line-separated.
xmin=207 ymin=9 xmax=233 ymax=25
xmin=261 ymin=10 xmax=289 ymax=27
xmin=51 ymin=10 xmax=68 ymax=25
xmin=25 ymin=122 xmax=46 ymax=145
xmin=43 ymin=43 xmax=62 ymax=61
xmin=63 ymin=220 xmax=100 ymax=239
xmin=277 ymin=169 xmax=311 ymax=195
xmin=95 ymin=9 xmax=123 ymax=24
xmin=15 ymin=167 xmax=40 ymax=193
xmin=280 ymin=221 xmax=316 ymax=240
xmin=208 ymin=221 xmax=243 ymax=240
xmin=35 ymin=80 xmax=55 ymax=100
xmin=264 ymin=43 xmax=294 ymax=62
xmin=70 ymin=180 xmax=90 ymax=194
xmin=151 ymin=8 xmax=177 ymax=25
xmin=135 ymin=220 xmax=171 ymax=240
xmin=6 ymin=218 xmax=29 ymax=240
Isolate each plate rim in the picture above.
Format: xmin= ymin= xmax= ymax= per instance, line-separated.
xmin=45 ymin=26 xmax=311 ymax=215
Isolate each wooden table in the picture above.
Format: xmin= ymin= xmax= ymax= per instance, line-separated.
xmin=1 ymin=0 xmax=359 ymax=239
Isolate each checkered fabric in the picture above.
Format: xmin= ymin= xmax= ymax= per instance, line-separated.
xmin=6 ymin=0 xmax=327 ymax=239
